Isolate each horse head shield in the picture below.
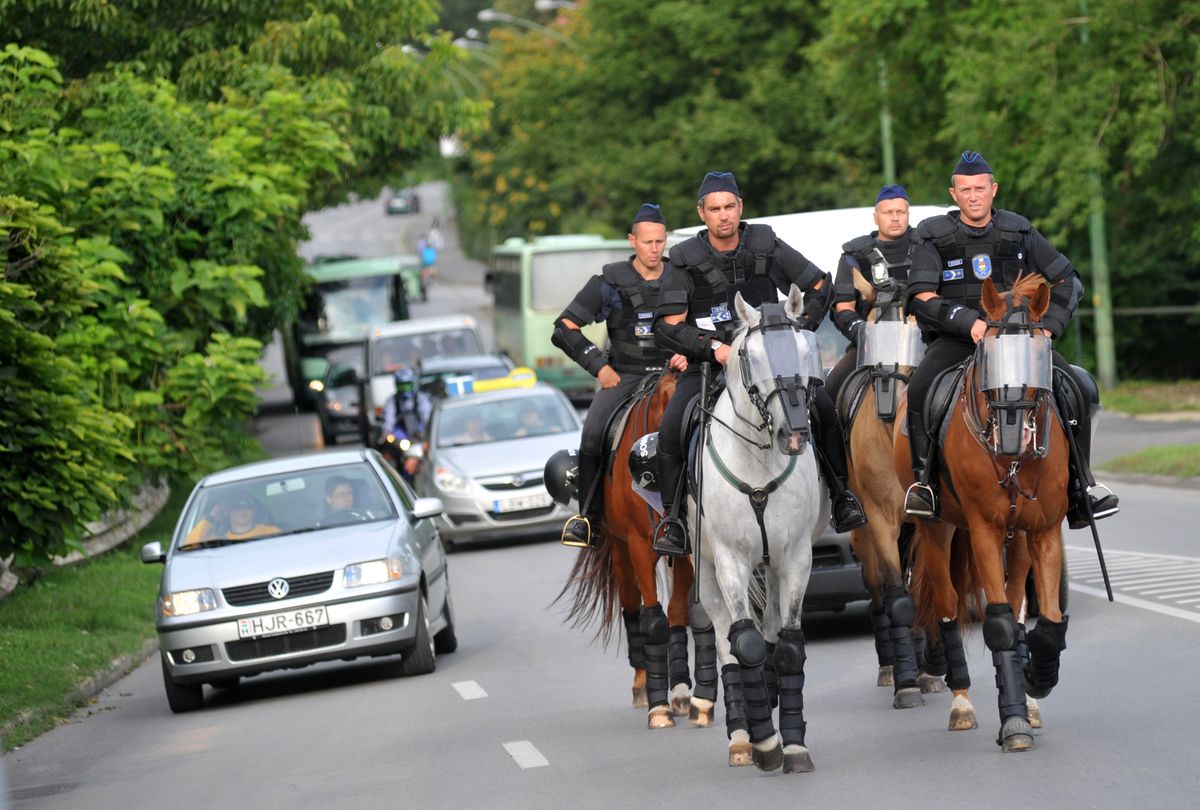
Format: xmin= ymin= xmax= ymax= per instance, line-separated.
xmin=858 ymin=285 xmax=923 ymax=421
xmin=731 ymin=285 xmax=823 ymax=455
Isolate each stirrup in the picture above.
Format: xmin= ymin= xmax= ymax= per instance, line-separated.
xmin=903 ymin=482 xmax=938 ymax=519
xmin=651 ymin=516 xmax=689 ymax=558
xmin=560 ymin=515 xmax=593 ymax=548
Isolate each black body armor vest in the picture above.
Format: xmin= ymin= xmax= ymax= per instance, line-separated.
xmin=602 ymin=261 xmax=671 ymax=374
xmin=670 ymin=224 xmax=779 ymax=343
xmin=924 ymin=211 xmax=1030 ymax=311
xmin=842 ymin=232 xmax=914 ymax=317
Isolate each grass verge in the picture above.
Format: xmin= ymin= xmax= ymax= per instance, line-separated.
xmin=1098 ymin=444 xmax=1200 ymax=478
xmin=1105 ymin=380 xmax=1200 ymax=415
xmin=0 ymin=487 xmax=187 ymax=751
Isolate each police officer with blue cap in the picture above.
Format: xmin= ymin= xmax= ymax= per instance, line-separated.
xmin=826 ymin=184 xmax=917 ymax=399
xmin=651 ymin=171 xmax=868 ymax=556
xmin=902 ymin=151 xmax=1119 ymax=527
xmin=552 ymin=203 xmax=686 ymax=547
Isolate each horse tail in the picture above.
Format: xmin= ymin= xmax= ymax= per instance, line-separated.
xmin=552 ymin=530 xmax=622 ymax=646
xmin=911 ymin=528 xmax=982 ymax=634
xmin=949 ymin=529 xmax=983 ymax=627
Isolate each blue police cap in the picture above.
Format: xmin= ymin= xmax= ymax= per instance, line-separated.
xmin=875 ymin=184 xmax=908 ymax=204
xmin=953 ymin=151 xmax=993 ymax=177
xmin=631 ymin=203 xmax=665 ymax=230
xmin=697 ymin=171 xmax=740 ymax=202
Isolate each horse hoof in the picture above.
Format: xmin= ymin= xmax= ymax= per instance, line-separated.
xmin=918 ymin=672 xmax=947 ymax=694
xmin=892 ymin=686 xmax=924 ymax=709
xmin=728 ymin=741 xmax=753 ymax=767
xmin=999 ymin=717 xmax=1035 ymax=752
xmin=671 ymin=686 xmax=691 ymax=717
xmin=647 ymin=706 xmax=675 ymax=730
xmin=783 ymin=744 xmax=815 ymax=774
xmin=877 ymin=665 xmax=894 ymax=687
xmin=1027 ymin=697 xmax=1042 ymax=729
xmin=948 ymin=695 xmax=978 ymax=731
xmin=689 ymin=697 xmax=715 ymax=728
xmin=752 ymin=735 xmax=784 ymax=772
xmin=632 ymin=687 xmax=648 ymax=709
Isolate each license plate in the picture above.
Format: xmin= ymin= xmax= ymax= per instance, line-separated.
xmin=492 ymin=493 xmax=553 ymax=514
xmin=237 ymin=606 xmax=329 ymax=639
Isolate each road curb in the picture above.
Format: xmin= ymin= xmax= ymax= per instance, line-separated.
xmin=1099 ymin=471 xmax=1200 ymax=490
xmin=69 ymin=637 xmax=161 ymax=705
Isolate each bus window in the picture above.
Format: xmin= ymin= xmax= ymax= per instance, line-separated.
xmin=530 ymin=249 xmax=628 ymax=312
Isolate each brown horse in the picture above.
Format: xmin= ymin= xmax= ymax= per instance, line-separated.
xmin=841 ymin=270 xmax=945 ymax=709
xmin=556 ymin=370 xmax=718 ymax=730
xmin=896 ymin=274 xmax=1071 ymax=752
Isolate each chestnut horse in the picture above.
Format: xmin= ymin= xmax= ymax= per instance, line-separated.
xmin=841 ymin=272 xmax=945 ymax=708
xmin=896 ymin=275 xmax=1070 ymax=752
xmin=556 ymin=370 xmax=718 ymax=730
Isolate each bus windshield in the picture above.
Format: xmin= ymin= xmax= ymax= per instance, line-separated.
xmin=299 ymin=276 xmax=395 ymax=345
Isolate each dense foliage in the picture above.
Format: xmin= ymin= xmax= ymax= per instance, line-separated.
xmin=1 ymin=2 xmax=484 ymax=569
xmin=458 ymin=0 xmax=1200 ymax=377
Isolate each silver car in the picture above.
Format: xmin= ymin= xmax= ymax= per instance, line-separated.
xmin=142 ymin=449 xmax=456 ymax=713
xmin=414 ymin=383 xmax=582 ymax=548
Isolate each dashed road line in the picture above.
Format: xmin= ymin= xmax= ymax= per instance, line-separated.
xmin=1066 ymin=545 xmax=1200 ymax=625
xmin=503 ymin=740 xmax=549 ymax=769
xmin=451 ymin=680 xmax=488 ymax=700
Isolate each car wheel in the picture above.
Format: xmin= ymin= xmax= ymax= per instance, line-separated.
xmin=161 ymin=656 xmax=204 ymax=713
xmin=208 ymin=676 xmax=239 ymax=690
xmin=434 ymin=583 xmax=458 ymax=655
xmin=400 ymin=593 xmax=436 ymax=676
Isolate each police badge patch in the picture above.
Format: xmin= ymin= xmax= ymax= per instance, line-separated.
xmin=634 ymin=323 xmax=653 ymax=337
xmin=710 ymin=304 xmax=732 ymax=323
xmin=943 ymin=268 xmax=964 ymax=281
xmin=972 ymin=254 xmax=993 ymax=279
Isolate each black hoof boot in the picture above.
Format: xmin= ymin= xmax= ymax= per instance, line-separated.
xmin=652 ymin=517 xmax=690 ymax=557
xmin=831 ymin=491 xmax=867 ymax=532
xmin=560 ymin=515 xmax=593 ymax=548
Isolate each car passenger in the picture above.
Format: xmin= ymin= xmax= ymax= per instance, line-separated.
xmin=324 ymin=475 xmax=356 ymax=513
xmin=449 ymin=412 xmax=493 ymax=445
xmin=511 ymin=402 xmax=548 ymax=438
xmin=183 ymin=494 xmax=282 ymax=547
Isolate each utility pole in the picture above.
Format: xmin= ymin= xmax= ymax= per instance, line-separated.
xmin=877 ymin=55 xmax=896 ymax=185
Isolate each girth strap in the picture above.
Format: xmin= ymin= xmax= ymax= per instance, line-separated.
xmin=706 ymin=441 xmax=797 ymax=567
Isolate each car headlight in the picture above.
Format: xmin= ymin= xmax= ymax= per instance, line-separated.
xmin=434 ymin=464 xmax=472 ymax=494
xmin=161 ymin=589 xmax=217 ymax=617
xmin=343 ymin=558 xmax=405 ymax=588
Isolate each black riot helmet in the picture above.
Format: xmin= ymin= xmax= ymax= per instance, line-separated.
xmin=543 ymin=448 xmax=579 ymax=506
xmin=627 ymin=432 xmax=660 ymax=493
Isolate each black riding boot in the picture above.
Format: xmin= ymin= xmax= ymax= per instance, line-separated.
xmin=561 ymin=452 xmax=602 ymax=547
xmin=652 ymin=444 xmax=689 ymax=557
xmin=1066 ymin=410 xmax=1119 ymax=529
xmin=815 ymin=431 xmax=867 ymax=533
xmin=903 ymin=409 xmax=938 ymax=519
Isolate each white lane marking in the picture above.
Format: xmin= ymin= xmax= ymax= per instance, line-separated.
xmin=1066 ymin=545 xmax=1200 ymax=625
xmin=452 ymin=680 xmax=488 ymax=700
xmin=503 ymin=740 xmax=549 ymax=769
xmin=1069 ymin=583 xmax=1200 ymax=624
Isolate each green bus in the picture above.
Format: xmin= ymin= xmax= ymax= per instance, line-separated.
xmin=282 ymin=255 xmax=417 ymax=406
xmin=485 ymin=234 xmax=632 ymax=400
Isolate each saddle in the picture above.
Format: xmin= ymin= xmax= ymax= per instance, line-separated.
xmin=835 ymin=365 xmax=874 ymax=431
xmin=600 ymin=372 xmax=663 ymax=479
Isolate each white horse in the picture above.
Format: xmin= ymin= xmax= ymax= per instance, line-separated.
xmin=693 ymin=286 xmax=829 ymax=773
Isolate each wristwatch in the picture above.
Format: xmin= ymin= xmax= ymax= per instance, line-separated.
xmin=710 ymin=339 xmax=722 ymax=353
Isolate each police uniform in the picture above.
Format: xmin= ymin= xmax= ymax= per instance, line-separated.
xmin=902 ymin=152 xmax=1118 ymax=526
xmin=552 ymin=205 xmax=676 ymax=546
xmin=826 ymin=187 xmax=916 ymax=399
xmin=651 ymin=171 xmax=867 ymax=555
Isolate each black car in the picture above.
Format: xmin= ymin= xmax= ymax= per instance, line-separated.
xmin=316 ymin=344 xmax=368 ymax=446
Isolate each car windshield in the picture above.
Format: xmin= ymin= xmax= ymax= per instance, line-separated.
xmin=176 ymin=463 xmax=397 ymax=550
xmin=371 ymin=328 xmax=483 ymax=374
xmin=436 ymin=394 xmax=577 ymax=448
xmin=299 ymin=277 xmax=393 ymax=344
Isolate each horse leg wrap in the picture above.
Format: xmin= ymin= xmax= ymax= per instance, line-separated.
xmin=870 ymin=605 xmax=893 ymax=668
xmin=640 ymin=605 xmax=670 ymax=709
xmin=623 ymin=610 xmax=646 ymax=671
xmin=983 ymin=604 xmax=1027 ymax=723
xmin=1024 ymin=615 xmax=1068 ymax=695
xmin=691 ymin=620 xmax=718 ymax=703
xmin=884 ymin=585 xmax=919 ymax=691
xmin=729 ymin=619 xmax=775 ymax=744
xmin=939 ymin=619 xmax=970 ymax=690
xmin=920 ymin=628 xmax=947 ymax=677
xmin=764 ymin=642 xmax=779 ymax=710
xmin=721 ymin=664 xmax=749 ymax=738
xmin=773 ymin=629 xmax=808 ymax=748
xmin=668 ymin=626 xmax=692 ymax=689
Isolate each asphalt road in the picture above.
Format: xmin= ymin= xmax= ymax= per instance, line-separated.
xmin=7 ymin=189 xmax=1200 ymax=809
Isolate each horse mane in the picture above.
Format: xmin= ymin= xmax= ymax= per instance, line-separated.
xmin=1009 ymin=273 xmax=1049 ymax=312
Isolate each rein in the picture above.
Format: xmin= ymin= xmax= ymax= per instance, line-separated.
xmin=705 ymin=439 xmax=797 ymax=566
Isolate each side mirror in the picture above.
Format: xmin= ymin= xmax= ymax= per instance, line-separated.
xmin=411 ymin=497 xmax=445 ymax=521
xmin=141 ymin=541 xmax=166 ymax=564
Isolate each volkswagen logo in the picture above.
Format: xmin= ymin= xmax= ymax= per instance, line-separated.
xmin=511 ymin=474 xmax=525 ymax=488
xmin=267 ymin=578 xmax=290 ymax=599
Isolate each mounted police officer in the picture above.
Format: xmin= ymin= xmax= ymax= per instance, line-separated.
xmin=902 ymin=151 xmax=1119 ymax=527
xmin=651 ymin=171 xmax=868 ymax=557
xmin=553 ymin=203 xmax=688 ymax=548
xmin=826 ymin=184 xmax=916 ymax=400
